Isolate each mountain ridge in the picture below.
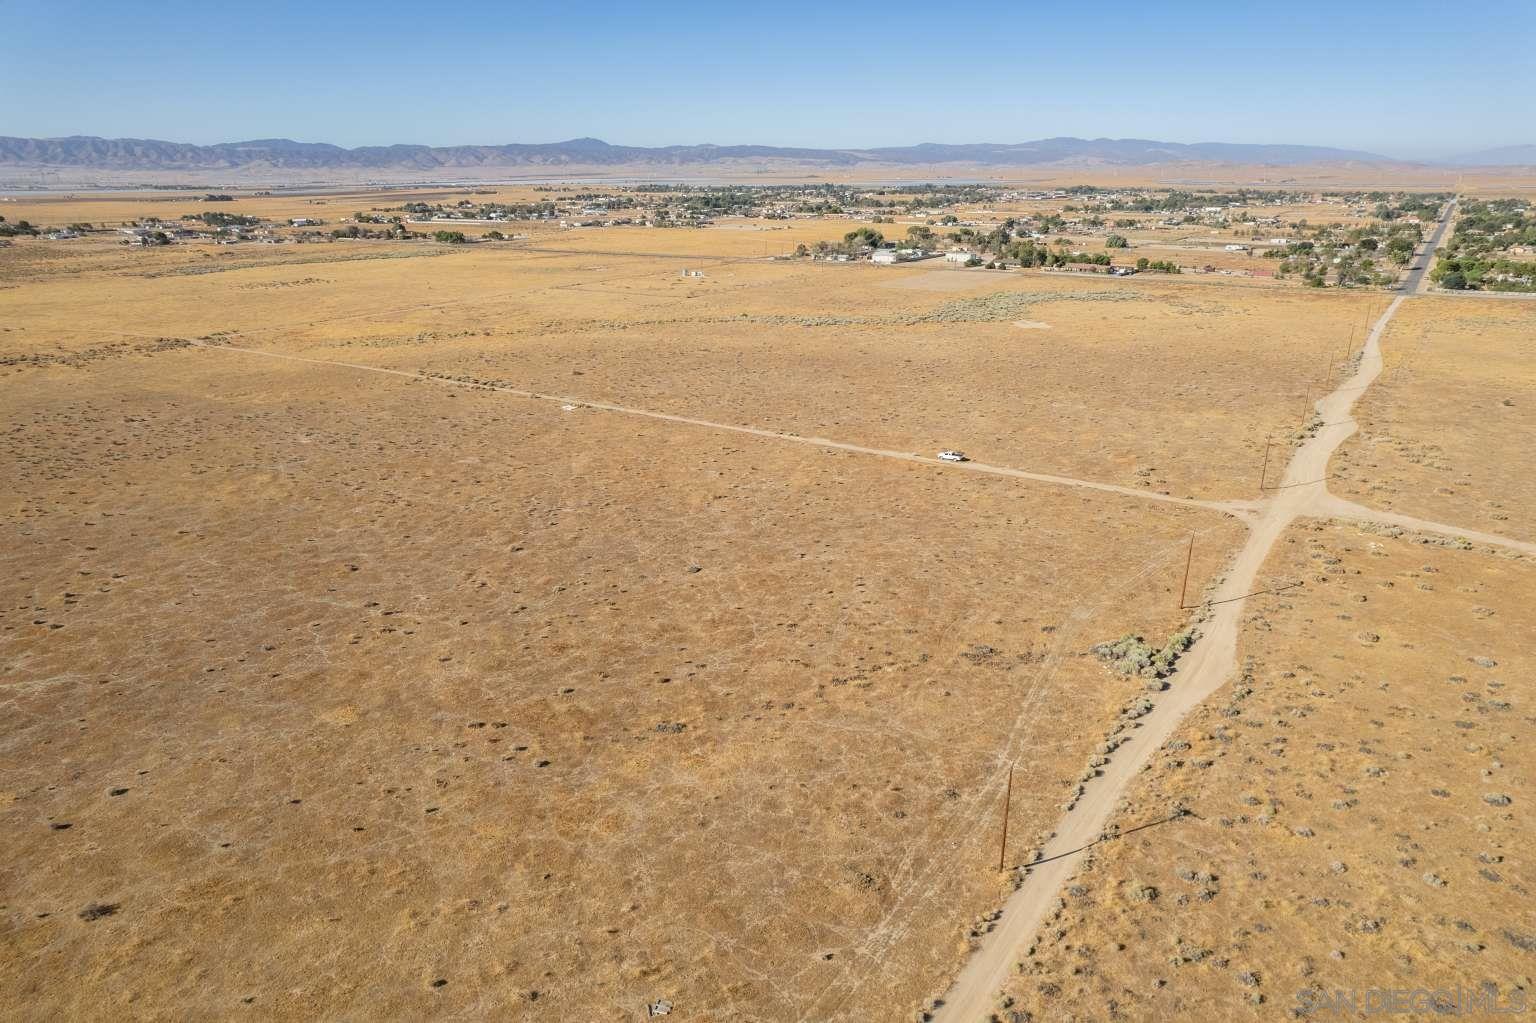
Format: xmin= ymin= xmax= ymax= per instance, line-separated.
xmin=0 ymin=134 xmax=1436 ymax=171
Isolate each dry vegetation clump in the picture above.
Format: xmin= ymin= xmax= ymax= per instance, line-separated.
xmin=917 ymin=289 xmax=1140 ymax=323
xmin=1091 ymin=628 xmax=1198 ymax=680
xmin=994 ymin=521 xmax=1534 ymax=1022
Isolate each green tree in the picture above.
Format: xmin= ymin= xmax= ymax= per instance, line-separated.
xmin=843 ymin=227 xmax=883 ymax=248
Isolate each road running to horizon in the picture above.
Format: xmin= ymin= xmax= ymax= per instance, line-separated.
xmin=1407 ymin=198 xmax=1456 ymax=294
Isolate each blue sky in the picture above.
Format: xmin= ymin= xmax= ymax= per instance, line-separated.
xmin=4 ymin=0 xmax=1532 ymax=158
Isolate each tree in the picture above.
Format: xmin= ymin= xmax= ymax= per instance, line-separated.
xmin=433 ymin=230 xmax=468 ymax=244
xmin=1440 ymin=270 xmax=1468 ymax=290
xmin=843 ymin=227 xmax=883 ymax=248
xmin=1106 ymin=234 xmax=1129 ymax=249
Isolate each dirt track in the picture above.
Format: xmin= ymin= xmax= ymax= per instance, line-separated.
xmin=194 ymin=341 xmax=1252 ymax=518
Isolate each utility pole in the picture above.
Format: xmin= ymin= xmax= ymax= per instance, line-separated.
xmin=1259 ymin=441 xmax=1272 ymax=490
xmin=998 ymin=765 xmax=1014 ymax=871
xmin=1178 ymin=534 xmax=1195 ymax=610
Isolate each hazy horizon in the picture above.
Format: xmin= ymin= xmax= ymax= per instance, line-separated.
xmin=3 ymin=131 xmax=1523 ymax=159
xmin=6 ymin=0 xmax=1533 ymax=159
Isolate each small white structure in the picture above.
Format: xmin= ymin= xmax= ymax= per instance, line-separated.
xmin=1224 ymin=244 xmax=1250 ymax=252
xmin=290 ymin=217 xmax=317 ymax=227
xmin=944 ymin=250 xmax=972 ymax=264
xmin=871 ymin=249 xmax=900 ymax=265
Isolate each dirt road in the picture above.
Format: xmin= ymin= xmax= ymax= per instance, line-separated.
xmin=193 ymin=341 xmax=1249 ymax=518
xmin=931 ymin=197 xmax=1468 ymax=1023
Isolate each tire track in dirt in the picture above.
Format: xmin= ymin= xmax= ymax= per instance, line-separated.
xmin=191 ymin=340 xmax=1251 ymax=518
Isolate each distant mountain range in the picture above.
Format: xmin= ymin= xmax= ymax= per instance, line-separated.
xmin=1 ymin=135 xmax=1529 ymax=175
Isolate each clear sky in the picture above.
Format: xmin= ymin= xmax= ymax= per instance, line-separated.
xmin=4 ymin=0 xmax=1532 ymax=158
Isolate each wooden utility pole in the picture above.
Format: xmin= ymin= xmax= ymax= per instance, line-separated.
xmin=1259 ymin=441 xmax=1272 ymax=490
xmin=1178 ymin=533 xmax=1195 ymax=609
xmin=998 ymin=765 xmax=1014 ymax=871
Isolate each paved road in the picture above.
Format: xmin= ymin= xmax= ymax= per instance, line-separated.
xmin=1406 ymin=199 xmax=1457 ymax=294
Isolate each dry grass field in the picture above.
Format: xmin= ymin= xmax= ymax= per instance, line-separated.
xmin=0 ymin=210 xmax=1263 ymax=1021
xmin=995 ymin=518 xmax=1534 ymax=1021
xmin=1 ymin=222 xmax=1384 ymax=503
xmin=1333 ymin=296 xmax=1536 ymax=544
xmin=0 ymin=187 xmax=1523 ymax=1021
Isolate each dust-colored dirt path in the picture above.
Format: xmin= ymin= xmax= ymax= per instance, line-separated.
xmin=1317 ymin=494 xmax=1536 ymax=556
xmin=931 ymin=197 xmax=1467 ymax=1022
xmin=192 ymin=340 xmax=1251 ymax=518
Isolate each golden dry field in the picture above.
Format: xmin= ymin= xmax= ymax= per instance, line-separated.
xmin=1 ymin=221 xmax=1387 ymax=504
xmin=0 ymin=210 xmax=1251 ymax=1021
xmin=0 ymin=189 xmax=1526 ymax=1021
xmin=1334 ymin=296 xmax=1536 ymax=544
xmin=995 ymin=518 xmax=1535 ymax=1021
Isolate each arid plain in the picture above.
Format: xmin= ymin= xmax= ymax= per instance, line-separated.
xmin=2 ymin=190 xmax=1532 ymax=1021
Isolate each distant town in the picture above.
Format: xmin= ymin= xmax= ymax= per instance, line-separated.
xmin=7 ymin=184 xmax=1523 ymax=291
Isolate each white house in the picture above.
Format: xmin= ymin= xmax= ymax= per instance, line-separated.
xmin=871 ymin=249 xmax=900 ymax=265
xmin=944 ymin=250 xmax=972 ymax=264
